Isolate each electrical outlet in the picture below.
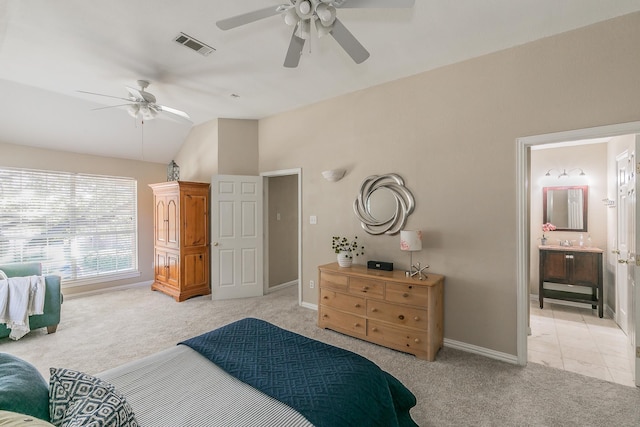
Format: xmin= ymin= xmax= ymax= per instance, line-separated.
xmin=310 ymin=280 xmax=315 ymax=289
xmin=310 ymin=215 xmax=317 ymax=224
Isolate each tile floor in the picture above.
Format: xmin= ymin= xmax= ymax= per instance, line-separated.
xmin=528 ymin=299 xmax=636 ymax=387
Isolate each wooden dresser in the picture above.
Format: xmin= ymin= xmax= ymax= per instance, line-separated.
xmin=149 ymin=181 xmax=211 ymax=302
xmin=318 ymin=262 xmax=444 ymax=361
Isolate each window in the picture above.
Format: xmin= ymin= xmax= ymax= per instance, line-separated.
xmin=0 ymin=167 xmax=138 ymax=285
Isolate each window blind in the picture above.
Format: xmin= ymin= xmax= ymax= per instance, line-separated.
xmin=0 ymin=167 xmax=138 ymax=284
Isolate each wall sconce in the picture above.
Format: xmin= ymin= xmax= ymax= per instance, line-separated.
xmin=321 ymin=169 xmax=346 ymax=182
xmin=400 ymin=230 xmax=428 ymax=280
xmin=544 ymin=168 xmax=586 ymax=179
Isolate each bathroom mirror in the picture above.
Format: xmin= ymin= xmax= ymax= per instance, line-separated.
xmin=543 ymin=186 xmax=588 ymax=232
xmin=354 ymin=174 xmax=415 ymax=235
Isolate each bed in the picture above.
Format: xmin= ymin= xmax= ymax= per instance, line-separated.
xmin=2 ymin=318 xmax=418 ymax=426
xmin=102 ymin=318 xmax=417 ymax=426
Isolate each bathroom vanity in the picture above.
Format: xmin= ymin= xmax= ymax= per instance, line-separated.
xmin=539 ymin=245 xmax=603 ymax=317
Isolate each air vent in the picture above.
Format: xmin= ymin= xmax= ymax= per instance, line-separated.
xmin=174 ymin=32 xmax=215 ymax=56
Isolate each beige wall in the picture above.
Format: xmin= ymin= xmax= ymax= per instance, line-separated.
xmin=529 ymin=143 xmax=609 ymax=305
xmin=268 ymin=175 xmax=298 ymax=287
xmin=255 ymin=12 xmax=640 ymax=356
xmin=0 ymin=141 xmax=165 ymax=295
xmin=175 ymin=118 xmax=258 ymax=182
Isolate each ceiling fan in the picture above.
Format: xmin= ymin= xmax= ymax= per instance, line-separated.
xmin=78 ymin=80 xmax=191 ymax=123
xmin=216 ymin=0 xmax=415 ymax=68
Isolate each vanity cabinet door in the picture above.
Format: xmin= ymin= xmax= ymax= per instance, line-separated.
xmin=572 ymin=252 xmax=600 ymax=286
xmin=541 ymin=250 xmax=569 ymax=283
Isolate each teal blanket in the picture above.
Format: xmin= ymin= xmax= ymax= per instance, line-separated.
xmin=180 ymin=318 xmax=418 ymax=427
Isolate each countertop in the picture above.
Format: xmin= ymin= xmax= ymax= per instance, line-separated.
xmin=539 ymin=245 xmax=603 ymax=253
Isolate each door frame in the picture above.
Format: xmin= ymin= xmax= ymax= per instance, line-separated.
xmin=261 ymin=168 xmax=303 ymax=306
xmin=516 ymin=121 xmax=640 ymax=367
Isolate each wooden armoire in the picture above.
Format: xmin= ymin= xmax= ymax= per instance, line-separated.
xmin=149 ymin=181 xmax=210 ymax=302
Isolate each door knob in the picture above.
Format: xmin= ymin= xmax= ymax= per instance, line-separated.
xmin=213 ymin=242 xmax=219 ymax=246
xmin=618 ymin=259 xmax=628 ymax=264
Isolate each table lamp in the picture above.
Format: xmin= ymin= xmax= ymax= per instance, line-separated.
xmin=400 ymin=230 xmax=428 ymax=280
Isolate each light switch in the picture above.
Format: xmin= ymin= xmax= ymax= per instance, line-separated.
xmin=276 ymin=212 xmax=281 ymax=221
xmin=310 ymin=215 xmax=317 ymax=224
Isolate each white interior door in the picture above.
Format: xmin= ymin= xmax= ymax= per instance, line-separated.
xmin=616 ymin=151 xmax=631 ymax=335
xmin=632 ymin=135 xmax=640 ymax=386
xmin=211 ymin=175 xmax=263 ymax=300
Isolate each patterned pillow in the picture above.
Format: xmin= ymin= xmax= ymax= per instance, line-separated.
xmin=49 ymin=368 xmax=138 ymax=427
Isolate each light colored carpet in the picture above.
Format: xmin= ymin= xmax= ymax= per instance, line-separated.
xmin=2 ymin=285 xmax=640 ymax=426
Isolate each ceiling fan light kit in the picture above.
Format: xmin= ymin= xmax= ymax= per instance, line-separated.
xmin=215 ymin=0 xmax=415 ymax=68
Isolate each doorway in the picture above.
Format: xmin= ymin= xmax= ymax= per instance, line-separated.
xmin=516 ymin=121 xmax=640 ymax=386
xmin=261 ymin=168 xmax=302 ymax=305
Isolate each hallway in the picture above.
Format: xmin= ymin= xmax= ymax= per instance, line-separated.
xmin=528 ymin=300 xmax=635 ymax=387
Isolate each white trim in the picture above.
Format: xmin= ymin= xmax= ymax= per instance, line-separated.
xmin=516 ymin=121 xmax=640 ymax=368
xmin=301 ymin=302 xmax=317 ymax=311
xmin=261 ymin=168 xmax=303 ymax=307
xmin=266 ymin=280 xmax=297 ymax=293
xmin=444 ymin=338 xmax=519 ymax=365
xmin=63 ymin=280 xmax=152 ymax=299
xmin=62 ymin=271 xmax=141 ymax=289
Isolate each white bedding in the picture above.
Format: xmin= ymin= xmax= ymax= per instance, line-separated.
xmin=97 ymin=345 xmax=313 ymax=427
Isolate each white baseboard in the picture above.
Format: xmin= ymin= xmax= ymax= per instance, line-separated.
xmin=444 ymin=338 xmax=519 ymax=365
xmin=301 ymin=302 xmax=317 ymax=310
xmin=266 ymin=280 xmax=297 ymax=293
xmin=64 ymin=280 xmax=153 ymax=299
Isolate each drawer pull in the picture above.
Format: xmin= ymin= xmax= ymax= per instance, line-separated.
xmin=372 ymin=327 xmax=378 ymax=332
xmin=414 ymin=338 xmax=420 ymax=343
xmin=414 ymin=316 xmax=420 ymax=321
xmin=402 ymin=293 xmax=409 ymax=298
xmin=323 ymin=314 xmax=328 ymax=319
xmin=408 ymin=285 xmax=413 ymax=289
xmin=371 ymin=308 xmax=378 ymax=312
xmin=398 ymin=314 xmax=405 ymax=320
xmin=354 ymin=323 xmax=360 ymax=328
xmin=323 ymin=296 xmax=328 ymax=299
xmin=355 ymin=304 xmax=361 ymax=308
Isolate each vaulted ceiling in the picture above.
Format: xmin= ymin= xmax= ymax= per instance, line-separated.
xmin=2 ymin=1 xmax=639 ymax=163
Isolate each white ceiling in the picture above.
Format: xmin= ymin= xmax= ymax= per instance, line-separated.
xmin=2 ymin=0 xmax=640 ymax=164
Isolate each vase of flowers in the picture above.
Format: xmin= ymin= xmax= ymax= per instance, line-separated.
xmin=332 ymin=236 xmax=365 ymax=268
xmin=541 ymin=222 xmax=556 ymax=245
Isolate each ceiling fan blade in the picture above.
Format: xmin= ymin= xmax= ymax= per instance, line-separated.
xmin=90 ymin=103 xmax=135 ymax=111
xmin=216 ymin=5 xmax=285 ymax=30
xmin=157 ymin=105 xmax=192 ymax=123
xmin=335 ymin=0 xmax=415 ymax=8
xmin=77 ymin=90 xmax=131 ymax=102
xmin=284 ymin=26 xmax=306 ymax=68
xmin=330 ymin=18 xmax=369 ymax=64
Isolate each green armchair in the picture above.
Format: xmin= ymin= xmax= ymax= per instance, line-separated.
xmin=0 ymin=262 xmax=62 ymax=338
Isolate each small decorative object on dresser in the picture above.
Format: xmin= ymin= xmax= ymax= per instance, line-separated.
xmin=318 ymin=262 xmax=444 ymax=361
xmin=331 ymin=236 xmax=364 ymax=268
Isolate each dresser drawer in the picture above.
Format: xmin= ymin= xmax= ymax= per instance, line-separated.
xmin=367 ymin=320 xmax=428 ymax=354
xmin=367 ymin=299 xmax=428 ymax=330
xmin=348 ymin=277 xmax=384 ymax=299
xmin=318 ymin=306 xmax=366 ymax=337
xmin=320 ymin=289 xmax=365 ymax=316
xmin=320 ymin=271 xmax=348 ymax=291
xmin=385 ymin=282 xmax=428 ymax=306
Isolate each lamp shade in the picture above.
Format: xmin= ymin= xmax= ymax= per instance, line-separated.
xmin=400 ymin=230 xmax=422 ymax=251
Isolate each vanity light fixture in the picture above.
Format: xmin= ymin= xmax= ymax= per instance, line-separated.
xmin=544 ymin=168 xmax=586 ymax=179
